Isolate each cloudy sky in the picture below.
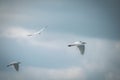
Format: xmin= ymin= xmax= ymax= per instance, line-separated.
xmin=0 ymin=0 xmax=120 ymax=80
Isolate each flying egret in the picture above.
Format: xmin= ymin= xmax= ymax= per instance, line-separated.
xmin=68 ymin=41 xmax=86 ymax=55
xmin=27 ymin=25 xmax=48 ymax=37
xmin=7 ymin=61 xmax=21 ymax=71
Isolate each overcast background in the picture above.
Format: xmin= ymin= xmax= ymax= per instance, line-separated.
xmin=0 ymin=0 xmax=120 ymax=80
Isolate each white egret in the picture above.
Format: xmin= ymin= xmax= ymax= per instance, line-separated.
xmin=27 ymin=25 xmax=48 ymax=37
xmin=7 ymin=61 xmax=21 ymax=71
xmin=68 ymin=41 xmax=86 ymax=55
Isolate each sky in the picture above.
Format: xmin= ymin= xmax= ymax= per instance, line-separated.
xmin=0 ymin=0 xmax=120 ymax=80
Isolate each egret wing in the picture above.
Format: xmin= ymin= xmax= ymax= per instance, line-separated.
xmin=13 ymin=64 xmax=19 ymax=71
xmin=34 ymin=26 xmax=47 ymax=35
xmin=77 ymin=45 xmax=85 ymax=55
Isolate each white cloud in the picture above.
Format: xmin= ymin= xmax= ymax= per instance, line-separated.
xmin=1 ymin=27 xmax=30 ymax=39
xmin=1 ymin=27 xmax=120 ymax=80
xmin=25 ymin=66 xmax=84 ymax=80
xmin=0 ymin=27 xmax=79 ymax=51
xmin=1 ymin=26 xmax=120 ymax=53
xmin=0 ymin=66 xmax=85 ymax=80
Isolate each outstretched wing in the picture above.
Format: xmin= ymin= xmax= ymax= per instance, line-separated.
xmin=34 ymin=26 xmax=48 ymax=35
xmin=13 ymin=64 xmax=19 ymax=71
xmin=77 ymin=45 xmax=85 ymax=55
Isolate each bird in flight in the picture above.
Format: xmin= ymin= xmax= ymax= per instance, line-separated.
xmin=68 ymin=41 xmax=86 ymax=55
xmin=7 ymin=61 xmax=21 ymax=71
xmin=27 ymin=25 xmax=48 ymax=37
